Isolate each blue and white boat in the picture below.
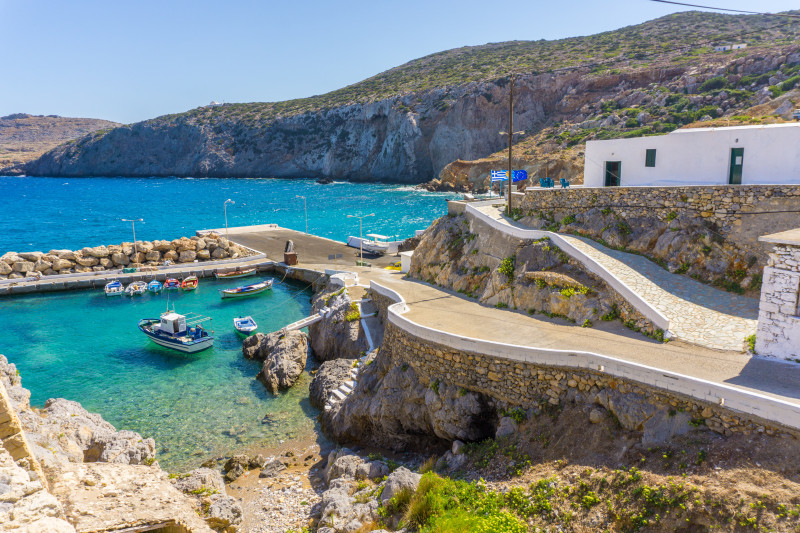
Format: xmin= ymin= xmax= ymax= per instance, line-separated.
xmin=148 ymin=280 xmax=162 ymax=293
xmin=233 ymin=316 xmax=258 ymax=336
xmin=219 ymin=279 xmax=273 ymax=299
xmin=104 ymin=280 xmax=124 ymax=296
xmin=138 ymin=311 xmax=214 ymax=353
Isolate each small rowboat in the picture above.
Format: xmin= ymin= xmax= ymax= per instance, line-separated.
xmin=215 ymin=267 xmax=256 ymax=279
xmin=125 ymin=281 xmax=148 ymax=296
xmin=139 ymin=311 xmax=213 ymax=353
xmin=181 ymin=276 xmax=199 ymax=291
xmin=219 ymin=279 xmax=273 ymax=299
xmin=233 ymin=316 xmax=258 ymax=335
xmin=104 ymin=280 xmax=124 ymax=296
xmin=148 ymin=280 xmax=162 ymax=293
xmin=164 ymin=278 xmax=180 ymax=290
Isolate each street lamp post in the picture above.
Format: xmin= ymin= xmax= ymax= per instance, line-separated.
xmin=499 ymin=74 xmax=525 ymax=216
xmin=224 ymin=199 xmax=235 ymax=240
xmin=347 ymin=213 xmax=374 ymax=263
xmin=121 ymin=218 xmax=143 ymax=267
xmin=296 ymin=195 xmax=308 ymax=234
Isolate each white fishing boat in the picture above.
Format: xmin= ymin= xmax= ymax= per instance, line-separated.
xmin=215 ymin=267 xmax=256 ymax=279
xmin=138 ymin=311 xmax=214 ymax=353
xmin=125 ymin=281 xmax=147 ymax=296
xmin=233 ymin=316 xmax=258 ymax=335
xmin=219 ymin=279 xmax=273 ymax=299
xmin=361 ymin=233 xmax=391 ymax=255
xmin=104 ymin=280 xmax=124 ymax=296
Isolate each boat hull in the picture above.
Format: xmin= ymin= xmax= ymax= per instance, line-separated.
xmin=233 ymin=316 xmax=258 ymax=335
xmin=220 ymin=280 xmax=273 ymax=299
xmin=215 ymin=268 xmax=256 ymax=279
xmin=138 ymin=319 xmax=214 ymax=353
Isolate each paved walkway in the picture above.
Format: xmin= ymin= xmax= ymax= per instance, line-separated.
xmin=474 ymin=205 xmax=758 ymax=351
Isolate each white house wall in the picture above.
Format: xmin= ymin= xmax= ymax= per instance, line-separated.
xmin=584 ymin=124 xmax=800 ymax=187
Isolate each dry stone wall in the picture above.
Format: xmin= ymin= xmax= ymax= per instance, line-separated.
xmin=378 ymin=315 xmax=794 ymax=441
xmin=756 ymin=243 xmax=800 ymax=359
xmin=518 ymin=184 xmax=800 ymax=290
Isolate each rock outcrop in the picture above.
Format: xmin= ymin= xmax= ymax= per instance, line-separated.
xmin=0 ymin=233 xmax=253 ymax=280
xmin=309 ymin=358 xmax=357 ymax=409
xmin=322 ymin=347 xmax=495 ymax=450
xmin=308 ymin=285 xmax=369 ymax=361
xmin=242 ymin=330 xmax=310 ymax=393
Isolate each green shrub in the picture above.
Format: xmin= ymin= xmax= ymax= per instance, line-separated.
xmin=780 ymin=75 xmax=800 ymax=92
xmin=746 ymin=334 xmax=756 ymax=353
xmin=345 ymin=302 xmax=361 ymax=322
xmin=624 ymin=117 xmax=639 ymax=128
xmin=499 ymin=256 xmax=515 ymax=282
xmin=561 ymin=214 xmax=577 ymax=225
xmin=699 ymin=76 xmax=729 ymax=92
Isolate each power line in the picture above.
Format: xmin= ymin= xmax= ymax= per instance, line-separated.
xmin=650 ymin=0 xmax=800 ymax=19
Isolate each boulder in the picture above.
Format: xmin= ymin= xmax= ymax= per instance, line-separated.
xmin=224 ymin=463 xmax=245 ymax=482
xmin=0 ymin=262 xmax=11 ymax=275
xmin=87 ymin=246 xmax=110 ymax=258
xmin=99 ymin=257 xmax=113 ymax=269
xmin=33 ymin=259 xmax=52 ymax=272
xmin=55 ymin=250 xmax=77 ymax=261
xmin=495 ymin=416 xmax=519 ymax=440
xmin=136 ymin=241 xmax=154 ymax=253
xmin=309 ymin=358 xmax=357 ymax=409
xmin=163 ymin=250 xmax=178 ymax=262
xmin=178 ymin=250 xmax=197 ymax=263
xmin=325 ymin=450 xmax=364 ymax=484
xmin=145 ymin=250 xmax=161 ymax=262
xmin=196 ymin=249 xmax=211 ymax=260
xmin=51 ymin=258 xmax=74 ymax=271
xmin=12 ymin=261 xmax=34 ymax=273
xmin=206 ymin=495 xmax=243 ymax=531
xmin=259 ymin=458 xmax=287 ymax=478
xmin=211 ymin=247 xmax=228 ymax=259
xmin=381 ymin=467 xmax=421 ymax=504
xmin=255 ymin=331 xmax=309 ymax=394
xmin=154 ymin=240 xmax=174 ymax=253
xmin=171 ymin=468 xmax=226 ymax=494
xmin=75 ymin=255 xmax=99 ymax=267
xmin=110 ymin=252 xmax=129 ymax=266
xmin=130 ymin=251 xmax=146 ymax=264
xmin=17 ymin=251 xmax=43 ymax=262
xmin=1 ymin=252 xmax=23 ymax=264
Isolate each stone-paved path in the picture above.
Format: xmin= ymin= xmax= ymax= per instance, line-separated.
xmin=475 ymin=205 xmax=758 ymax=351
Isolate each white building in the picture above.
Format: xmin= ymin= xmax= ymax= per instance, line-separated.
xmin=583 ymin=123 xmax=800 ymax=187
xmin=714 ymin=43 xmax=746 ymax=52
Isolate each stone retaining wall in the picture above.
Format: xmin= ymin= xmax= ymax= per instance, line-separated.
xmin=756 ymin=243 xmax=800 ymax=359
xmin=383 ymin=321 xmax=791 ymax=439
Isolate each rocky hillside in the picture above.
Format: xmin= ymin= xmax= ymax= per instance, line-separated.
xmin=0 ymin=113 xmax=119 ymax=173
xmin=24 ymin=11 xmax=800 ymax=182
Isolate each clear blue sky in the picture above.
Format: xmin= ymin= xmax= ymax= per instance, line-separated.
xmin=1 ymin=0 xmax=797 ymax=124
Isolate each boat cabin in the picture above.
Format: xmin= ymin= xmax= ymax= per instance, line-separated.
xmin=159 ymin=312 xmax=187 ymax=335
xmin=366 ymin=233 xmax=389 ymax=243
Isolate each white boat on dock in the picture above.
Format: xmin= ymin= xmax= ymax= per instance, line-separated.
xmin=361 ymin=234 xmax=390 ymax=255
xmin=104 ymin=280 xmax=124 ymax=296
xmin=138 ymin=311 xmax=214 ymax=353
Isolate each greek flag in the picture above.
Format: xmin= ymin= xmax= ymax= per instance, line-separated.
xmin=490 ymin=170 xmax=509 ymax=182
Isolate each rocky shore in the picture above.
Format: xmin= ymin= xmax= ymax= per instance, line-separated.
xmin=0 ymin=233 xmax=255 ymax=280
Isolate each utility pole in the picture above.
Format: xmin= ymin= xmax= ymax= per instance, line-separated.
xmin=507 ymin=75 xmax=514 ymax=216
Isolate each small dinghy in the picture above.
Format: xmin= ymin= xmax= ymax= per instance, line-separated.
xmin=219 ymin=279 xmax=273 ymax=299
xmin=215 ymin=267 xmax=256 ymax=279
xmin=181 ymin=276 xmax=199 ymax=291
xmin=138 ymin=311 xmax=214 ymax=353
xmin=164 ymin=278 xmax=180 ymax=290
xmin=104 ymin=280 xmax=124 ymax=296
xmin=147 ymin=280 xmax=162 ymax=293
xmin=233 ymin=316 xmax=258 ymax=335
xmin=125 ymin=281 xmax=148 ymax=296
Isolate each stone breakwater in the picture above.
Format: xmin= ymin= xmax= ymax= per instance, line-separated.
xmin=0 ymin=233 xmax=255 ymax=280
xmin=518 ymin=184 xmax=800 ymax=290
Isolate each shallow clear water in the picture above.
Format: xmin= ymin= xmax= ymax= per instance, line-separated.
xmin=0 ymin=176 xmax=457 ymax=253
xmin=0 ymin=274 xmax=314 ymax=472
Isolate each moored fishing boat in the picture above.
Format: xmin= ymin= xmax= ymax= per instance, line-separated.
xmin=138 ymin=311 xmax=214 ymax=353
xmin=361 ymin=233 xmax=391 ymax=255
xmin=215 ymin=267 xmax=256 ymax=279
xmin=104 ymin=280 xmax=124 ymax=296
xmin=164 ymin=278 xmax=180 ymax=290
xmin=125 ymin=281 xmax=147 ymax=296
xmin=181 ymin=276 xmax=199 ymax=291
xmin=233 ymin=316 xmax=258 ymax=335
xmin=147 ymin=280 xmax=162 ymax=293
xmin=219 ymin=279 xmax=273 ymax=299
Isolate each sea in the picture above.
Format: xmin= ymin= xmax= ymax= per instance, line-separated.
xmin=0 ymin=176 xmax=457 ymax=471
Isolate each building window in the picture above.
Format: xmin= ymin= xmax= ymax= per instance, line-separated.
xmin=645 ymin=149 xmax=656 ymax=167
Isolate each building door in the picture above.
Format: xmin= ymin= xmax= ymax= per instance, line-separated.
xmin=605 ymin=161 xmax=621 ymax=186
xmin=729 ymin=148 xmax=744 ymax=185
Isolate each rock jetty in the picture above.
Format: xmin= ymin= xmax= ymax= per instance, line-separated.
xmin=0 ymin=233 xmax=254 ymax=280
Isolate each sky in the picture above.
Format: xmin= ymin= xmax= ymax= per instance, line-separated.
xmin=2 ymin=0 xmax=799 ymax=124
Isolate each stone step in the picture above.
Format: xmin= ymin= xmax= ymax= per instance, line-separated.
xmin=324 ymin=403 xmax=331 ymax=411
xmin=330 ymin=389 xmax=347 ymax=401
xmin=344 ymin=380 xmax=356 ymax=389
xmin=339 ymin=384 xmax=353 ymax=394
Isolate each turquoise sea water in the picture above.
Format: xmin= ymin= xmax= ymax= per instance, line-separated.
xmin=0 ymin=176 xmax=456 ymax=471
xmin=1 ymin=275 xmax=313 ymax=472
xmin=0 ymin=176 xmax=456 ymax=253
